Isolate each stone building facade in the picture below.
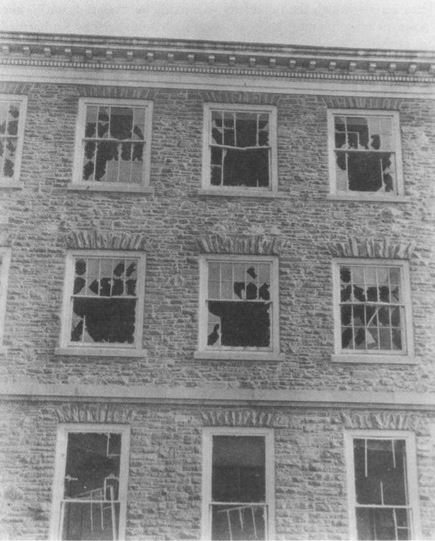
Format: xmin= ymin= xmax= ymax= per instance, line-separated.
xmin=0 ymin=31 xmax=434 ymax=540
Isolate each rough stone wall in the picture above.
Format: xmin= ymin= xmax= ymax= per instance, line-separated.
xmin=0 ymin=402 xmax=434 ymax=540
xmin=0 ymin=83 xmax=433 ymax=392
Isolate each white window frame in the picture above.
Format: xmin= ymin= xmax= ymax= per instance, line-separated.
xmin=201 ymin=427 xmax=275 ymax=541
xmin=201 ymin=103 xmax=278 ymax=195
xmin=195 ymin=255 xmax=282 ymax=361
xmin=70 ymin=97 xmax=153 ymax=193
xmin=344 ymin=430 xmax=421 ymax=541
xmin=0 ymin=94 xmax=27 ymax=187
xmin=57 ymin=250 xmax=146 ymax=357
xmin=327 ymin=109 xmax=404 ymax=200
xmin=332 ymin=259 xmax=415 ymax=364
xmin=49 ymin=423 xmax=130 ymax=541
xmin=0 ymin=248 xmax=11 ymax=349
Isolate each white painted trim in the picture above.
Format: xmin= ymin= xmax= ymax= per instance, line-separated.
xmin=0 ymin=94 xmax=27 ymax=184
xmin=343 ymin=430 xmax=421 ymax=541
xmin=55 ymin=347 xmax=147 ymax=358
xmin=331 ymin=353 xmax=417 ymax=365
xmin=49 ymin=423 xmax=130 ymax=541
xmin=194 ymin=351 xmax=285 ymax=361
xmin=0 ymin=248 xmax=11 ymax=345
xmin=3 ymin=384 xmax=435 ymax=409
xmin=72 ymin=97 xmax=153 ymax=189
xmin=332 ymin=259 xmax=414 ymax=359
xmin=201 ymin=427 xmax=274 ymax=541
xmin=197 ymin=254 xmax=280 ymax=356
xmin=59 ymin=250 xmax=146 ymax=352
xmin=0 ymin=65 xmax=434 ymax=99
xmin=326 ymin=194 xmax=411 ymax=203
xmin=198 ymin=188 xmax=286 ymax=198
xmin=201 ymin=103 xmax=278 ymax=192
xmin=327 ymin=109 xmax=404 ymax=197
xmin=67 ymin=183 xmax=154 ymax=194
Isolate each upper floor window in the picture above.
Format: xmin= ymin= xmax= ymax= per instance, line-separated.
xmin=202 ymin=428 xmax=274 ymax=541
xmin=50 ymin=425 xmax=130 ymax=541
xmin=59 ymin=251 xmax=146 ymax=355
xmin=72 ymin=98 xmax=152 ymax=191
xmin=0 ymin=95 xmax=27 ymax=186
xmin=196 ymin=255 xmax=281 ymax=360
xmin=328 ymin=110 xmax=403 ymax=197
xmin=202 ymin=104 xmax=277 ymax=193
xmin=332 ymin=259 xmax=414 ymax=363
xmin=345 ymin=431 xmax=420 ymax=540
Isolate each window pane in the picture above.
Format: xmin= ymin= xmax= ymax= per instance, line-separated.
xmin=222 ymin=148 xmax=269 ymax=187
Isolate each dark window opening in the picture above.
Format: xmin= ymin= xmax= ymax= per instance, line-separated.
xmin=61 ymin=432 xmax=122 ymax=540
xmin=211 ymin=436 xmax=266 ymax=541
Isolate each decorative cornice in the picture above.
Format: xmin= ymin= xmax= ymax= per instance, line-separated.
xmin=0 ymin=32 xmax=434 ymax=83
xmin=201 ymin=409 xmax=286 ymax=427
xmin=65 ymin=231 xmax=148 ymax=251
xmin=328 ymin=238 xmax=416 ymax=259
xmin=197 ymin=234 xmax=282 ymax=255
xmin=340 ymin=411 xmax=424 ymax=431
xmin=55 ymin=403 xmax=135 ymax=423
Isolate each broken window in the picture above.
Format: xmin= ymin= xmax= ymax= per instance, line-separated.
xmin=352 ymin=438 xmax=412 ymax=540
xmin=56 ymin=430 xmax=127 ymax=540
xmin=0 ymin=97 xmax=25 ymax=182
xmin=205 ymin=259 xmax=273 ymax=349
xmin=62 ymin=252 xmax=145 ymax=349
xmin=206 ymin=106 xmax=276 ymax=189
xmin=331 ymin=112 xmax=400 ymax=194
xmin=77 ymin=99 xmax=151 ymax=185
xmin=337 ymin=262 xmax=408 ymax=353
xmin=206 ymin=433 xmax=271 ymax=541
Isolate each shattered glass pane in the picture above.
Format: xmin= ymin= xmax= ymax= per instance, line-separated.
xmin=110 ymin=107 xmax=133 ymax=140
xmin=222 ymin=148 xmax=269 ymax=187
xmin=61 ymin=432 xmax=121 ymax=540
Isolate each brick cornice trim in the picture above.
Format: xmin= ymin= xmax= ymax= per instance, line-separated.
xmin=55 ymin=403 xmax=135 ymax=423
xmin=328 ymin=238 xmax=416 ymax=259
xmin=65 ymin=231 xmax=148 ymax=251
xmin=197 ymin=234 xmax=282 ymax=255
xmin=322 ymin=96 xmax=403 ymax=109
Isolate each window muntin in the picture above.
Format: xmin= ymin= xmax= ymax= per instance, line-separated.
xmin=202 ymin=429 xmax=274 ymax=541
xmin=74 ymin=99 xmax=152 ymax=186
xmin=61 ymin=252 xmax=145 ymax=350
xmin=203 ymin=105 xmax=277 ymax=191
xmin=52 ymin=426 xmax=129 ymax=541
xmin=0 ymin=97 xmax=26 ymax=183
xmin=347 ymin=434 xmax=419 ymax=541
xmin=329 ymin=111 xmax=402 ymax=195
xmin=202 ymin=257 xmax=276 ymax=350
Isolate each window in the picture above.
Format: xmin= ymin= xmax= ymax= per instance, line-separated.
xmin=202 ymin=104 xmax=277 ymax=192
xmin=196 ymin=256 xmax=281 ymax=360
xmin=345 ymin=432 xmax=420 ymax=540
xmin=50 ymin=425 xmax=130 ymax=541
xmin=0 ymin=248 xmax=11 ymax=347
xmin=328 ymin=110 xmax=403 ymax=196
xmin=72 ymin=98 xmax=152 ymax=191
xmin=59 ymin=251 xmax=145 ymax=355
xmin=0 ymin=95 xmax=27 ymax=186
xmin=202 ymin=428 xmax=274 ymax=541
xmin=332 ymin=260 xmax=414 ymax=362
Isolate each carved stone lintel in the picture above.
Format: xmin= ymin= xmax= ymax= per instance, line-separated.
xmin=322 ymin=96 xmax=403 ymax=110
xmin=65 ymin=231 xmax=148 ymax=251
xmin=201 ymin=410 xmax=286 ymax=427
xmin=328 ymin=238 xmax=416 ymax=259
xmin=197 ymin=234 xmax=282 ymax=255
xmin=340 ymin=412 xmax=423 ymax=431
xmin=56 ymin=404 xmax=135 ymax=424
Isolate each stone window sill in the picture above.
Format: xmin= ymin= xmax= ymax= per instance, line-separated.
xmin=327 ymin=193 xmax=410 ymax=203
xmin=0 ymin=180 xmax=23 ymax=189
xmin=55 ymin=347 xmax=146 ymax=358
xmin=198 ymin=188 xmax=285 ymax=199
xmin=67 ymin=183 xmax=154 ymax=194
xmin=331 ymin=353 xmax=417 ymax=365
xmin=194 ymin=350 xmax=284 ymax=361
